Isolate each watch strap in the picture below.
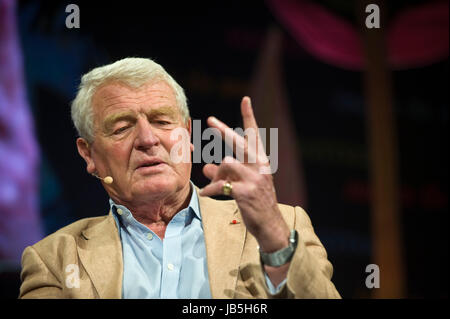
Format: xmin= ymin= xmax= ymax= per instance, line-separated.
xmin=259 ymin=229 xmax=298 ymax=267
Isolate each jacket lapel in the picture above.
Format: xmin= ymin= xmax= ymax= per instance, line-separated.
xmin=198 ymin=194 xmax=246 ymax=299
xmin=75 ymin=191 xmax=246 ymax=299
xmin=77 ymin=213 xmax=123 ymax=298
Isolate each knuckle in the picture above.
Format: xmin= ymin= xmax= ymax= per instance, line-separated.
xmin=223 ymin=156 xmax=235 ymax=164
xmin=246 ymin=183 xmax=258 ymax=195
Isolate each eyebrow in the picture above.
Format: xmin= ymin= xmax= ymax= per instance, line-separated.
xmin=146 ymin=106 xmax=179 ymax=120
xmin=102 ymin=106 xmax=180 ymax=133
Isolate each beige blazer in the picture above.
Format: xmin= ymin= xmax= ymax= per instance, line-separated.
xmin=19 ymin=194 xmax=341 ymax=299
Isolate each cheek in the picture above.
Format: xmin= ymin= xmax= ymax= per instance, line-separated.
xmin=163 ymin=132 xmax=192 ymax=161
xmin=101 ymin=143 xmax=132 ymax=170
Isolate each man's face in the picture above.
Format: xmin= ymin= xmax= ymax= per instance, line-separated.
xmin=77 ymin=81 xmax=192 ymax=205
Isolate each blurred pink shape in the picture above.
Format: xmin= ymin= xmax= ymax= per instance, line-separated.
xmin=267 ymin=0 xmax=449 ymax=70
xmin=0 ymin=0 xmax=43 ymax=262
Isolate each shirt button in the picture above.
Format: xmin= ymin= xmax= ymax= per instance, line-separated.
xmin=147 ymin=233 xmax=153 ymax=240
xmin=167 ymin=263 xmax=174 ymax=271
xmin=117 ymin=208 xmax=123 ymax=215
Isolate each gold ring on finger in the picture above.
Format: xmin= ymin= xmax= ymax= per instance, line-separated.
xmin=222 ymin=181 xmax=233 ymax=196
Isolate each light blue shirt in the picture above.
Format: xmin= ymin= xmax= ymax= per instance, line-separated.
xmin=110 ymin=183 xmax=285 ymax=298
xmin=111 ymin=184 xmax=211 ymax=298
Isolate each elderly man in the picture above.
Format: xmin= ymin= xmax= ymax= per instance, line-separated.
xmin=19 ymin=57 xmax=340 ymax=299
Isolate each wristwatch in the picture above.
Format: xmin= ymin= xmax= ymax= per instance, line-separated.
xmin=259 ymin=229 xmax=298 ymax=267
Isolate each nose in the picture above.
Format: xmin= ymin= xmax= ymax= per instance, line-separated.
xmin=133 ymin=117 xmax=160 ymax=151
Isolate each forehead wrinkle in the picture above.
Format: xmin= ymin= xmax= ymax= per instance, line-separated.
xmin=101 ymin=94 xmax=172 ymax=112
xmin=95 ymin=87 xmax=145 ymax=107
xmin=95 ymin=81 xmax=176 ymax=107
xmin=102 ymin=93 xmax=146 ymax=106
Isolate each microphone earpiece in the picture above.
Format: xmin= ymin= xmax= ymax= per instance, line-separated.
xmin=92 ymin=173 xmax=114 ymax=184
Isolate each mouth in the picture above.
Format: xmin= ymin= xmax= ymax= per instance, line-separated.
xmin=135 ymin=158 xmax=167 ymax=171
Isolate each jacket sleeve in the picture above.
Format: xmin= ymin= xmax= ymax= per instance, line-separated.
xmin=266 ymin=206 xmax=341 ymax=299
xmin=19 ymin=246 xmax=64 ymax=299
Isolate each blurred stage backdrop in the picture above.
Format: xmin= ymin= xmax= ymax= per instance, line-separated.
xmin=0 ymin=0 xmax=448 ymax=298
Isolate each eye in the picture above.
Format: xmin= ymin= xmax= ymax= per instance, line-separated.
xmin=113 ymin=126 xmax=130 ymax=134
xmin=154 ymin=120 xmax=172 ymax=126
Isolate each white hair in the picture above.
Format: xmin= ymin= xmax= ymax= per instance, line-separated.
xmin=71 ymin=57 xmax=189 ymax=143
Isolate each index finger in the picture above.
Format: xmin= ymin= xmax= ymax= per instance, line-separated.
xmin=207 ymin=116 xmax=246 ymax=156
xmin=207 ymin=115 xmax=268 ymax=165
xmin=241 ymin=97 xmax=266 ymax=162
xmin=241 ymin=96 xmax=258 ymax=131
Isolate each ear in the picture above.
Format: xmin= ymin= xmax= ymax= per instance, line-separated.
xmin=76 ymin=138 xmax=96 ymax=174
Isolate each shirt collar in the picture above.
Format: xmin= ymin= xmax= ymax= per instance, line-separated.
xmin=188 ymin=182 xmax=201 ymax=221
xmin=109 ymin=181 xmax=201 ymax=224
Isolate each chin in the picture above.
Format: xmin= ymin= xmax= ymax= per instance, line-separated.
xmin=133 ymin=175 xmax=181 ymax=198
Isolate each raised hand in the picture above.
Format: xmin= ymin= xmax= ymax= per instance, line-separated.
xmin=200 ymin=97 xmax=290 ymax=254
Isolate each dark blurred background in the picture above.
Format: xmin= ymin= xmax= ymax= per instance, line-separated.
xmin=0 ymin=0 xmax=448 ymax=298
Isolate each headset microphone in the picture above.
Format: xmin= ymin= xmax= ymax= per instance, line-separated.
xmin=92 ymin=174 xmax=114 ymax=184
